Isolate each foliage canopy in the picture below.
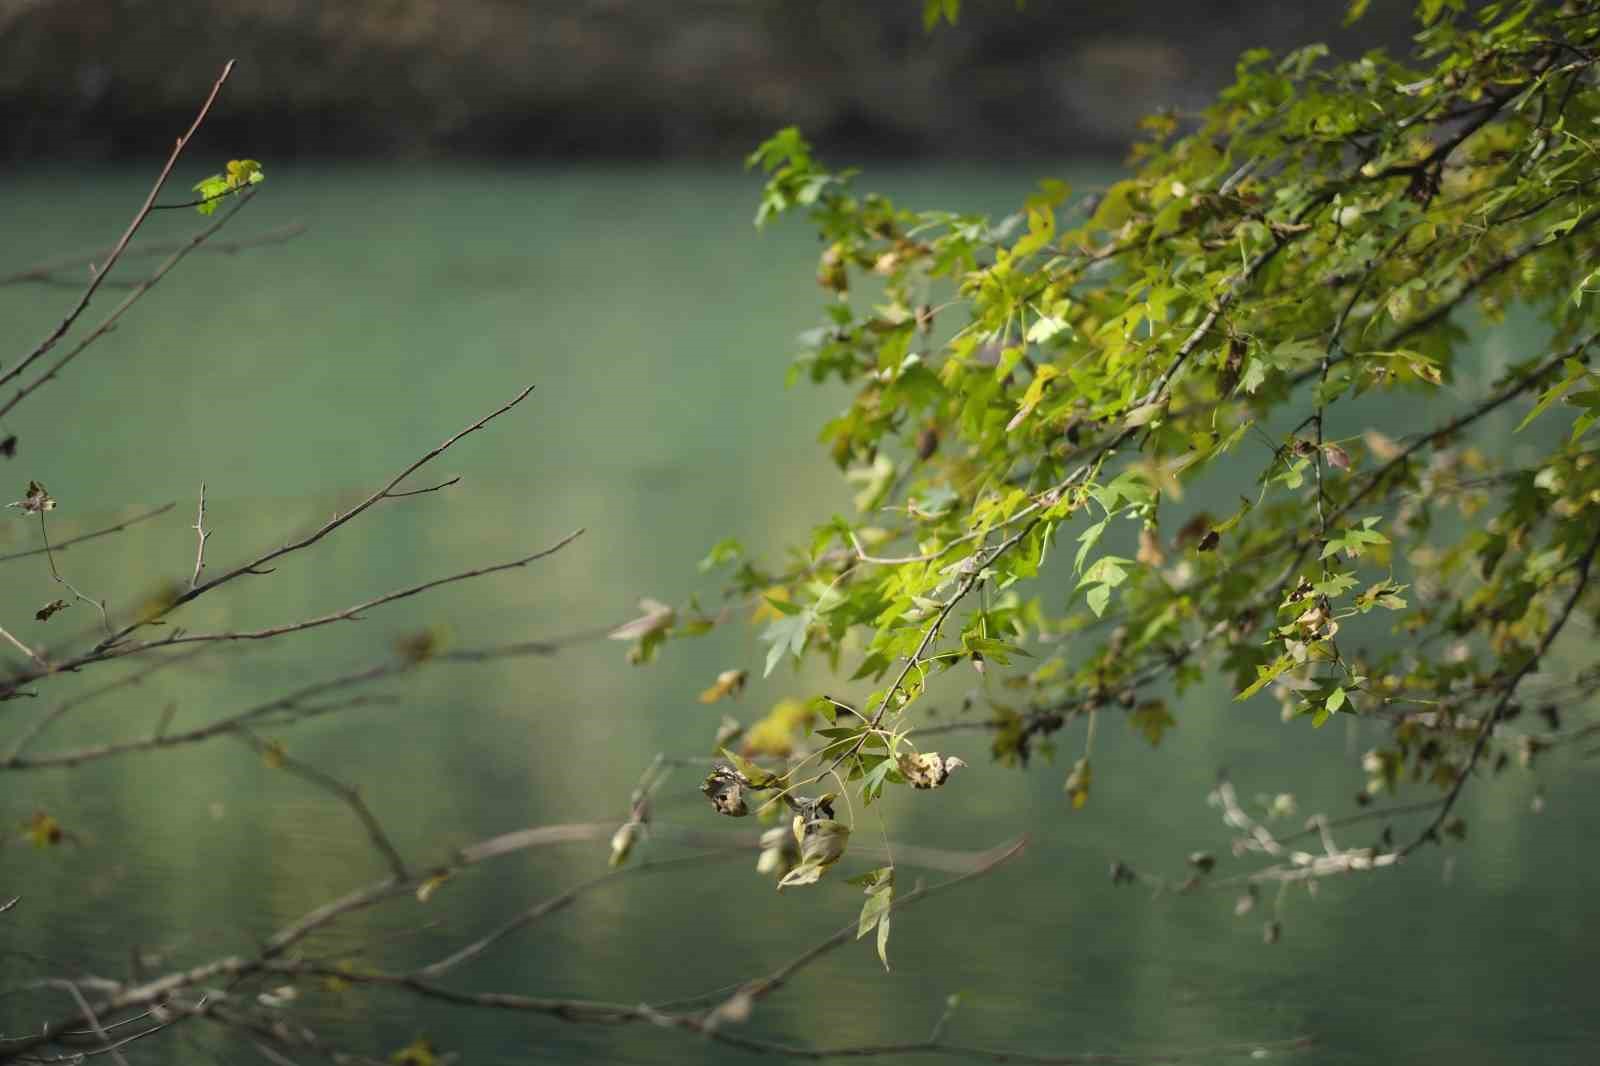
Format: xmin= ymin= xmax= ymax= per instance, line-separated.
xmin=625 ymin=0 xmax=1600 ymax=955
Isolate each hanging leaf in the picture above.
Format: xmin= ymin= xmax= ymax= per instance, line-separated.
xmin=699 ymin=669 xmax=748 ymax=703
xmin=1129 ymin=700 xmax=1176 ymax=748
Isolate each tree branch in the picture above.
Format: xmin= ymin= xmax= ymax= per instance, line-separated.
xmin=1 ymin=61 xmax=235 ymax=393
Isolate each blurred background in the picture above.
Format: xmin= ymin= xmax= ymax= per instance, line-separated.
xmin=2 ymin=0 xmax=1417 ymax=161
xmin=2 ymin=3 xmax=1596 ymax=1066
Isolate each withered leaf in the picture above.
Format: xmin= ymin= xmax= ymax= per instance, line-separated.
xmin=25 ymin=810 xmax=64 ymax=847
xmin=9 ymin=481 xmax=54 ymax=515
xmin=608 ymin=597 xmax=675 ymax=641
xmin=698 ymin=668 xmax=748 ymax=704
xmin=34 ymin=599 xmax=69 ymax=622
xmin=897 ymin=751 xmax=967 ymax=790
xmin=1137 ymin=526 xmax=1167 ymax=566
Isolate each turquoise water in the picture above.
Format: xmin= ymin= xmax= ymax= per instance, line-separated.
xmin=0 ymin=164 xmax=1594 ymax=1065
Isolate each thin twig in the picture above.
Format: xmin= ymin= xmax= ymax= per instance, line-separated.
xmin=0 ymin=224 xmax=306 ymax=289
xmin=4 ymin=645 xmax=216 ymax=762
xmin=0 ymin=189 xmax=259 ymax=421
xmin=52 ymin=981 xmax=132 ymax=1066
xmin=0 ymin=503 xmax=175 ymax=565
xmin=92 ymin=384 xmax=541 ymax=652
xmin=189 ymin=484 xmax=210 ymax=589
xmin=2 ymin=61 xmax=235 ymax=393
xmin=1400 ymin=523 xmax=1600 ymax=855
xmin=0 ymin=625 xmax=46 ymax=667
xmin=230 ymin=726 xmax=409 ymax=880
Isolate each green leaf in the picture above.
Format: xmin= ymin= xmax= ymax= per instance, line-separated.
xmin=1516 ymin=360 xmax=1588 ymax=432
xmin=1129 ymin=700 xmax=1176 ymax=747
xmin=699 ymin=538 xmax=743 ymax=572
xmin=1074 ymin=518 xmax=1108 ymax=574
xmin=1236 ymin=656 xmax=1293 ymax=701
xmin=192 ymin=175 xmax=230 ymax=215
xmin=719 ymin=748 xmax=777 ymax=789
xmin=762 ymin=611 xmax=812 ymax=677
xmin=1026 ymin=314 xmax=1070 ymax=344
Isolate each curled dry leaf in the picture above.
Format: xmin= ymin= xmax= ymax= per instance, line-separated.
xmin=9 ymin=480 xmax=54 ymax=515
xmin=1323 ymin=443 xmax=1351 ymax=470
xmin=698 ymin=668 xmax=748 ymax=703
xmin=608 ymin=597 xmax=675 ymax=642
xmin=1364 ymin=428 xmax=1404 ymax=461
xmin=1174 ymin=512 xmax=1214 ymax=547
xmin=394 ymin=626 xmax=446 ymax=663
xmin=34 ymin=599 xmax=69 ymax=622
xmin=700 ymin=766 xmax=749 ymax=817
xmin=1137 ymin=525 xmax=1167 ymax=566
xmin=897 ymin=751 xmax=967 ymax=790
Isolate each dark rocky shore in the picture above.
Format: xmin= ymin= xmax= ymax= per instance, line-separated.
xmin=2 ymin=1 xmax=1413 ymax=161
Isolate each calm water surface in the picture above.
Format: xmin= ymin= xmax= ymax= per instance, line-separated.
xmin=0 ymin=164 xmax=1595 ymax=1064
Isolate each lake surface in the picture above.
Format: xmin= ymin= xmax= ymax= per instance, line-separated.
xmin=0 ymin=164 xmax=1595 ymax=1065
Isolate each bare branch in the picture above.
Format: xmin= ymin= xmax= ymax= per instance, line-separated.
xmin=2 ymin=61 xmax=235 ymax=393
xmin=410 ymin=851 xmax=743 ymax=980
xmin=0 ymin=190 xmax=259 ymax=421
xmin=0 ymin=503 xmax=175 ymax=565
xmin=189 ymin=484 xmax=211 ymax=589
xmin=0 ymin=625 xmax=46 ymax=667
xmin=0 ymin=224 xmax=307 ymax=290
xmin=659 ymin=838 xmax=1027 ymax=1013
xmin=1 ymin=659 xmax=404 ymax=770
xmin=1399 ymin=523 xmax=1600 ymax=856
xmin=50 ymin=981 xmax=131 ymax=1066
xmin=143 ymin=532 xmax=584 ymax=647
xmin=72 ymin=384 xmax=542 ymax=661
xmin=382 ymin=475 xmax=461 ymax=498
xmin=3 ymin=527 xmax=583 ymax=690
xmin=4 ymin=645 xmax=216 ymax=762
xmin=230 ymin=726 xmax=409 ymax=880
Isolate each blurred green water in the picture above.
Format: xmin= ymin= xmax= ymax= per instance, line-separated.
xmin=0 ymin=164 xmax=1595 ymax=1065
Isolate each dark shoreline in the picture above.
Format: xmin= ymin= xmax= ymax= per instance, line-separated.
xmin=2 ymin=1 xmax=1414 ymax=163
